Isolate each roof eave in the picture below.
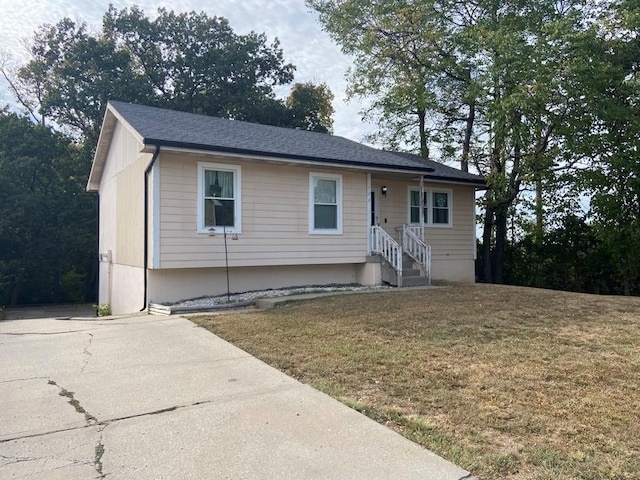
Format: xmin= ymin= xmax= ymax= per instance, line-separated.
xmin=142 ymin=138 xmax=438 ymax=174
xmin=86 ymin=106 xmax=117 ymax=192
xmin=423 ymin=174 xmax=487 ymax=188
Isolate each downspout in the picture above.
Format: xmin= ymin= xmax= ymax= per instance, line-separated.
xmin=141 ymin=145 xmax=161 ymax=312
xmin=95 ymin=193 xmax=100 ymax=316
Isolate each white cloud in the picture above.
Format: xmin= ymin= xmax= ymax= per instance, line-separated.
xmin=0 ymin=0 xmax=376 ymax=142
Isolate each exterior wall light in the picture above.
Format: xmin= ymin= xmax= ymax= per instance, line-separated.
xmin=381 ymin=185 xmax=388 ymax=197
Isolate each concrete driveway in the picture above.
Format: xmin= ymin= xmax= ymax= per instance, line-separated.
xmin=0 ymin=312 xmax=475 ymax=479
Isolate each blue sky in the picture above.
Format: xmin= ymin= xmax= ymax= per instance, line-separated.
xmin=0 ymin=0 xmax=374 ymax=142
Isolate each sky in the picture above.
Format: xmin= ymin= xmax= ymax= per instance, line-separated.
xmin=0 ymin=0 xmax=375 ymax=142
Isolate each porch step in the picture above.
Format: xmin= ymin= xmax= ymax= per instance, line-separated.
xmin=403 ymin=268 xmax=421 ymax=277
xmin=402 ymin=275 xmax=430 ymax=287
xmin=400 ymin=253 xmax=429 ymax=287
xmin=379 ymin=254 xmax=429 ymax=287
xmin=402 ymin=254 xmax=417 ymax=269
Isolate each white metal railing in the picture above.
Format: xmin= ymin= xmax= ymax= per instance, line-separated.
xmin=369 ymin=225 xmax=403 ymax=275
xmin=402 ymin=225 xmax=431 ymax=285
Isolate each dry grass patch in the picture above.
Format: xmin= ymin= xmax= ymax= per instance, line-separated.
xmin=192 ymin=284 xmax=640 ymax=479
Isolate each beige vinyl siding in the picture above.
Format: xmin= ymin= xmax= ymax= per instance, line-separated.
xmin=115 ymin=156 xmax=147 ymax=267
xmin=96 ymin=121 xmax=148 ymax=309
xmin=373 ymin=179 xmax=476 ymax=263
xmin=98 ymin=121 xmax=147 ymax=266
xmin=423 ymin=186 xmax=475 ymax=262
xmin=157 ymin=153 xmax=368 ymax=269
xmin=99 ymin=121 xmax=144 ymax=185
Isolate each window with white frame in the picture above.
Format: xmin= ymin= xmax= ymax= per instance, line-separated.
xmin=408 ymin=188 xmax=452 ymax=226
xmin=197 ymin=162 xmax=241 ymax=233
xmin=309 ymin=173 xmax=343 ymax=234
xmin=432 ymin=191 xmax=450 ymax=224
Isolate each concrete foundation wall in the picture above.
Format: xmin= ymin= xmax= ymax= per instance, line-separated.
xmin=109 ymin=264 xmax=145 ymax=314
xmin=432 ymin=258 xmax=475 ymax=283
xmin=148 ymin=264 xmax=364 ymax=304
xmin=355 ymin=258 xmax=382 ymax=286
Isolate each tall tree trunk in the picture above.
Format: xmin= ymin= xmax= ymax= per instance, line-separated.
xmin=418 ymin=108 xmax=429 ymax=159
xmin=482 ymin=202 xmax=494 ymax=283
xmin=10 ymin=276 xmax=22 ymax=306
xmin=534 ymin=171 xmax=543 ymax=245
xmin=461 ymin=103 xmax=474 ymax=173
xmin=493 ymin=204 xmax=508 ymax=284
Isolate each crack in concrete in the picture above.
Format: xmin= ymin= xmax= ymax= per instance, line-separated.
xmin=1 ymin=398 xmax=204 ymax=445
xmin=94 ymin=427 xmax=105 ymax=479
xmin=1 ymin=329 xmax=94 ymax=336
xmin=94 ymin=397 xmax=230 ymax=426
xmin=48 ymin=380 xmax=96 ymax=425
xmin=0 ymin=425 xmax=91 ymax=444
xmin=0 ymin=376 xmax=49 ymax=385
xmin=0 ymin=453 xmax=93 ymax=469
xmin=0 ymin=453 xmax=37 ymax=467
xmin=80 ymin=333 xmax=93 ymax=373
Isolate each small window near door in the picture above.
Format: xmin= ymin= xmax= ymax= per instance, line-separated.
xmin=408 ymin=188 xmax=452 ymax=227
xmin=410 ymin=190 xmax=428 ymax=223
xmin=432 ymin=191 xmax=450 ymax=224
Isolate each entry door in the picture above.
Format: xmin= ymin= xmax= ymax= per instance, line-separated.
xmin=369 ymin=190 xmax=379 ymax=226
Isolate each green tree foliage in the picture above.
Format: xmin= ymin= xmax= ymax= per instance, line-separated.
xmin=0 ymin=112 xmax=96 ymax=305
xmin=575 ymin=0 xmax=640 ymax=295
xmin=308 ymin=0 xmax=637 ymax=289
xmin=102 ymin=6 xmax=296 ymax=124
xmin=10 ymin=6 xmax=334 ymax=140
xmin=285 ymin=81 xmax=335 ymax=133
xmin=492 ymin=215 xmax=618 ymax=295
xmin=13 ymin=18 xmax=154 ymax=144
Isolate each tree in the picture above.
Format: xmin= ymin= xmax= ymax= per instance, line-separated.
xmin=10 ymin=8 xmax=300 ymax=142
xmin=307 ymin=0 xmax=451 ymax=160
xmin=0 ymin=112 xmax=96 ymax=305
xmin=10 ymin=7 xmax=337 ymax=141
xmin=103 ymin=7 xmax=296 ymax=122
xmin=575 ymin=0 xmax=640 ymax=295
xmin=285 ymin=82 xmax=335 ymax=133
xmin=308 ymin=0 xmax=602 ymax=283
xmin=14 ymin=18 xmax=154 ymax=143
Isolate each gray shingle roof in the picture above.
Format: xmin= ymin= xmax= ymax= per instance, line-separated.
xmin=108 ymin=101 xmax=485 ymax=185
xmin=388 ymin=151 xmax=486 ymax=184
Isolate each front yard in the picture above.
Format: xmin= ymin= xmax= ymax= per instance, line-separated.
xmin=193 ymin=284 xmax=640 ymax=480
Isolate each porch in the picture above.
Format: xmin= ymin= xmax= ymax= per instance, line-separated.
xmin=367 ymin=224 xmax=431 ymax=287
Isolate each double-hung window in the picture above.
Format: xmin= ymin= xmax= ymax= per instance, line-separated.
xmin=408 ymin=188 xmax=452 ymax=227
xmin=309 ymin=173 xmax=343 ymax=234
xmin=432 ymin=191 xmax=450 ymax=225
xmin=197 ymin=162 xmax=241 ymax=234
xmin=409 ymin=190 xmax=427 ymax=224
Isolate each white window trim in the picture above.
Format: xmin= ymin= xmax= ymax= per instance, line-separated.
xmin=309 ymin=172 xmax=343 ymax=235
xmin=197 ymin=162 xmax=242 ymax=234
xmin=407 ymin=186 xmax=453 ymax=228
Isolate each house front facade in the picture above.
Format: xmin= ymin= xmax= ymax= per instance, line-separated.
xmin=88 ymin=102 xmax=485 ymax=314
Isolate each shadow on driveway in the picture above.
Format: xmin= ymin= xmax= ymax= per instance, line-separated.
xmin=3 ymin=304 xmax=97 ymax=321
